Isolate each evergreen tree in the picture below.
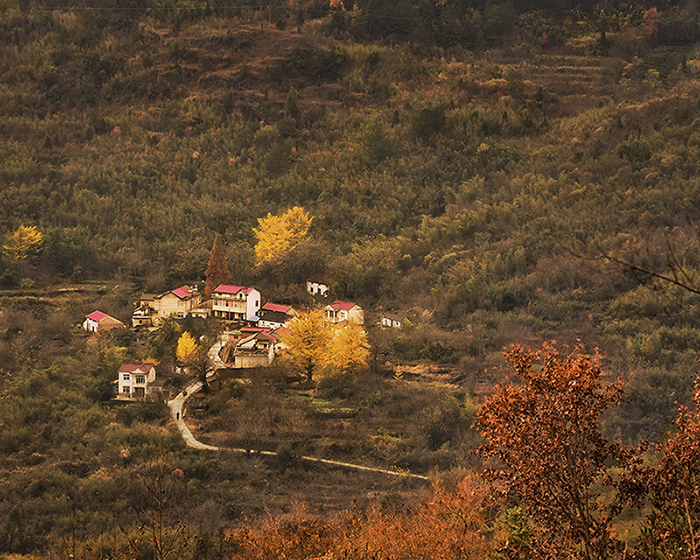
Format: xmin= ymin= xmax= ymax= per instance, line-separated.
xmin=205 ymin=233 xmax=229 ymax=297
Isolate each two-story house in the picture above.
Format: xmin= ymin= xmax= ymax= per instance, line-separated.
xmin=211 ymin=285 xmax=261 ymax=322
xmin=132 ymin=286 xmax=201 ymax=327
xmin=117 ymin=363 xmax=157 ymax=399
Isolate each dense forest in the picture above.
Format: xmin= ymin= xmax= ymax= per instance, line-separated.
xmin=4 ymin=0 xmax=700 ymax=557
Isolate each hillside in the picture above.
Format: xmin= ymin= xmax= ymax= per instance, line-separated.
xmin=4 ymin=1 xmax=700 ymax=556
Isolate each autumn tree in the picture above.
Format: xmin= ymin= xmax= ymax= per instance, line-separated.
xmin=176 ymin=332 xmax=197 ymax=362
xmin=281 ymin=309 xmax=329 ymax=381
xmin=637 ymin=379 xmax=700 ymax=560
xmin=477 ymin=344 xmax=642 ymax=560
xmin=176 ymin=331 xmax=210 ymax=390
xmin=324 ymin=321 xmax=370 ymax=374
xmin=3 ymin=225 xmax=43 ymax=260
xmin=253 ymin=206 xmax=312 ymax=265
xmin=205 ymin=233 xmax=229 ymax=297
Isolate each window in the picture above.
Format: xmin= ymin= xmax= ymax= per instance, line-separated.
xmin=136 ymin=376 xmax=145 ymax=384
xmin=122 ymin=374 xmax=130 ymax=381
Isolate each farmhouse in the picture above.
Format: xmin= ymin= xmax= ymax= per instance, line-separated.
xmin=211 ymin=285 xmax=261 ymax=321
xmin=381 ymin=313 xmax=403 ymax=329
xmin=306 ymin=275 xmax=330 ymax=297
xmin=324 ymin=300 xmax=364 ymax=325
xmin=132 ymin=286 xmax=202 ymax=327
xmin=117 ymin=363 xmax=157 ymax=399
xmin=257 ymin=303 xmax=294 ymax=330
xmin=83 ymin=310 xmax=124 ymax=333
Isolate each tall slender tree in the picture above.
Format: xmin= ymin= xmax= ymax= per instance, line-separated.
xmin=205 ymin=233 xmax=229 ymax=297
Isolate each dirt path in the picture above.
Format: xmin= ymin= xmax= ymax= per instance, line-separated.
xmin=167 ymin=381 xmax=430 ymax=482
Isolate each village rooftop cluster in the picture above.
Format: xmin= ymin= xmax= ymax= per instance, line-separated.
xmin=82 ymin=278 xmax=375 ymax=400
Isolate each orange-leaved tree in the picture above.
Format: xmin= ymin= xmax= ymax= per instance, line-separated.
xmin=477 ymin=344 xmax=643 ymax=560
xmin=175 ymin=331 xmax=209 ymax=389
xmin=204 ymin=233 xmax=230 ymax=297
xmin=227 ymin=474 xmax=494 ymax=560
xmin=637 ymin=378 xmax=700 ymax=560
xmin=176 ymin=332 xmax=197 ymax=362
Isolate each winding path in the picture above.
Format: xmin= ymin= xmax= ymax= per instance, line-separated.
xmin=167 ymin=380 xmax=430 ymax=482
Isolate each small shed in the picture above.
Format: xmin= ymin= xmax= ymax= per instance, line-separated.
xmin=83 ymin=310 xmax=124 ymax=333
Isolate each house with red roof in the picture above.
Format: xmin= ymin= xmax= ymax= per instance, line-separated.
xmin=133 ymin=285 xmax=201 ymax=326
xmin=83 ymin=310 xmax=125 ymax=333
xmin=211 ymin=284 xmax=261 ymax=322
xmin=324 ymin=300 xmax=364 ymax=325
xmin=258 ymin=302 xmax=295 ymax=330
xmin=261 ymin=302 xmax=294 ymax=314
xmin=117 ymin=363 xmax=157 ymax=399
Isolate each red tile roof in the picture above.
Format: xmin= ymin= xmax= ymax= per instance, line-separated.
xmin=86 ymin=310 xmax=109 ymax=322
xmin=118 ymin=363 xmax=155 ymax=374
xmin=329 ymin=300 xmax=357 ymax=311
xmin=172 ymin=285 xmax=195 ymax=299
xmin=262 ymin=302 xmax=292 ymax=313
xmin=214 ymin=284 xmax=256 ymax=295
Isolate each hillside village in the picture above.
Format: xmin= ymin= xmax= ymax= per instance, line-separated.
xmin=83 ymin=279 xmax=373 ymax=401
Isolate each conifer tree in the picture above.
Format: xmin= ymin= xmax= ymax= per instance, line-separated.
xmin=205 ymin=233 xmax=229 ymax=297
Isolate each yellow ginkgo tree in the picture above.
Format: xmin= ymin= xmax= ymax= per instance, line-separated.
xmin=176 ymin=331 xmax=210 ymax=389
xmin=280 ymin=309 xmax=330 ymax=382
xmin=176 ymin=332 xmax=198 ymax=362
xmin=3 ymin=225 xmax=43 ymax=260
xmin=281 ymin=309 xmax=370 ymax=381
xmin=324 ymin=321 xmax=370 ymax=374
xmin=253 ymin=206 xmax=311 ymax=264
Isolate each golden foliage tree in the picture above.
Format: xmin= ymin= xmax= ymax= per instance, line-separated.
xmin=281 ymin=309 xmax=329 ymax=381
xmin=3 ymin=225 xmax=43 ymax=260
xmin=205 ymin=233 xmax=230 ymax=297
xmin=176 ymin=332 xmax=197 ymax=362
xmin=324 ymin=322 xmax=370 ymax=374
xmin=253 ymin=206 xmax=312 ymax=265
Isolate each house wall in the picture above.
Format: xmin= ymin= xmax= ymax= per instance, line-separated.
xmin=156 ymin=293 xmax=200 ymax=320
xmin=212 ymin=289 xmax=260 ymax=321
xmin=118 ymin=366 xmax=156 ymax=398
xmin=307 ymin=281 xmax=329 ymax=296
xmin=234 ymin=353 xmax=270 ymax=368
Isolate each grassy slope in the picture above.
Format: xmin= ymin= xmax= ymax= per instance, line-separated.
xmin=4 ymin=7 xmax=700 ymax=555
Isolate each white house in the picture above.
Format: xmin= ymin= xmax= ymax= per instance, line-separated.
xmin=381 ymin=313 xmax=403 ymax=329
xmin=117 ymin=363 xmax=157 ymax=399
xmin=306 ymin=275 xmax=330 ymax=297
xmin=257 ymin=303 xmax=294 ymax=330
xmin=211 ymin=285 xmax=261 ymax=321
xmin=83 ymin=310 xmax=124 ymax=333
xmin=324 ymin=300 xmax=364 ymax=325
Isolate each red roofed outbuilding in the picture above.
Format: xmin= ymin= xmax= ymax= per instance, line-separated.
xmin=83 ymin=310 xmax=125 ymax=333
